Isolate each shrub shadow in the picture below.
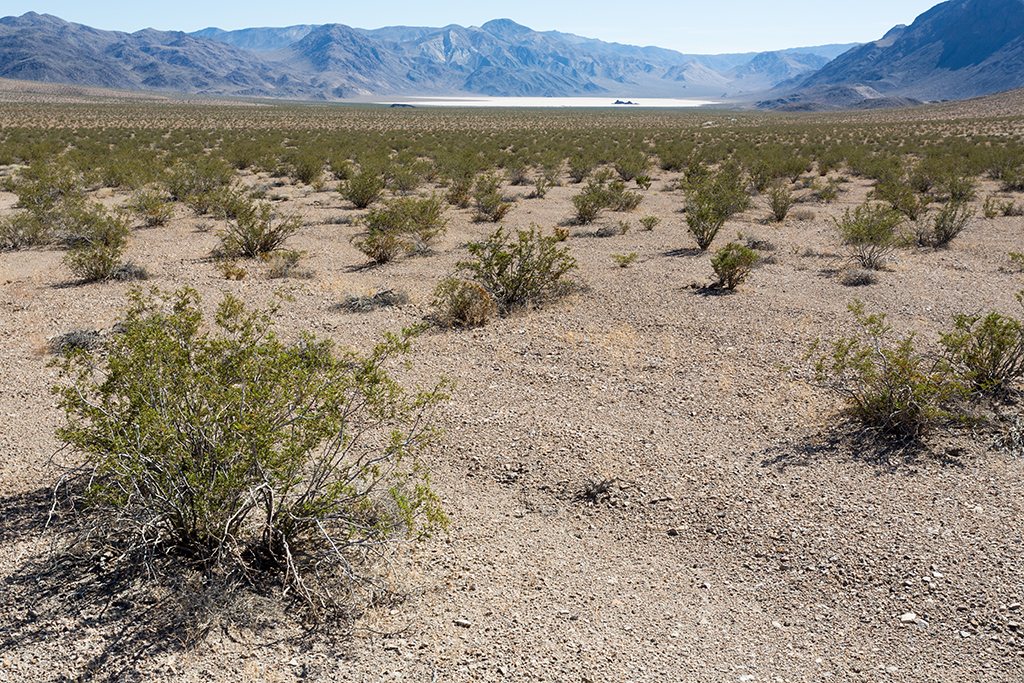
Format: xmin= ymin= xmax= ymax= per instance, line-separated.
xmin=760 ymin=420 xmax=968 ymax=475
xmin=0 ymin=486 xmax=352 ymax=682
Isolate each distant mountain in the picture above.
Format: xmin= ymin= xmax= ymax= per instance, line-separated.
xmin=191 ymin=25 xmax=319 ymax=52
xmin=760 ymin=0 xmax=1024 ymax=108
xmin=0 ymin=11 xmax=847 ymax=101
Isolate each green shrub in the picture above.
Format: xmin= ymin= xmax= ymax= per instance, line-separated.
xmin=458 ymin=225 xmax=577 ymax=313
xmin=571 ymin=182 xmax=606 ymax=225
xmin=51 ymin=287 xmax=448 ymax=617
xmin=263 ymin=249 xmax=311 ymax=279
xmin=567 ymin=152 xmax=595 ymax=183
xmin=912 ymin=200 xmax=973 ymax=248
xmin=396 ymin=194 xmax=449 ymax=249
xmin=431 ymin=278 xmax=496 ymax=327
xmin=683 ymin=163 xmax=750 ymax=251
xmin=341 ymin=168 xmax=384 ymax=209
xmin=605 ymin=181 xmax=643 ymax=211
xmin=62 ymin=205 xmax=132 ymax=282
xmin=220 ymin=201 xmax=301 ymax=257
xmin=710 ymin=242 xmax=759 ymax=290
xmin=611 ymin=252 xmax=638 ymax=268
xmin=940 ymin=297 xmax=1024 ymax=394
xmin=809 ymin=300 xmax=964 ymax=439
xmin=4 ymin=160 xmax=87 ymax=245
xmin=126 ymin=189 xmax=174 ymax=227
xmin=639 ymin=216 xmax=661 ymax=231
xmin=164 ymin=157 xmax=234 ymax=204
xmin=767 ymin=181 xmax=793 ymax=222
xmin=473 ymin=173 xmax=513 ymax=222
xmin=832 ymin=203 xmax=903 ymax=270
xmin=614 ymin=150 xmax=648 ymax=182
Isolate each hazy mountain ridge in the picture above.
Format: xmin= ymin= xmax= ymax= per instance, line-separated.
xmin=4 ymin=3 xmax=1023 ymax=106
xmin=759 ymin=0 xmax=1024 ymax=108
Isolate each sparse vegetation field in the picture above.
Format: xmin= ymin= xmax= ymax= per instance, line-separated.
xmin=1 ymin=82 xmax=1024 ymax=682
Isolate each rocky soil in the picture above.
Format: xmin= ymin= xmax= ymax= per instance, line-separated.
xmin=1 ymin=109 xmax=1023 ymax=683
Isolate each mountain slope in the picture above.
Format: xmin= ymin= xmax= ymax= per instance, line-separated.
xmin=772 ymin=0 xmax=1024 ymax=103
xmin=0 ymin=11 xmax=851 ymax=101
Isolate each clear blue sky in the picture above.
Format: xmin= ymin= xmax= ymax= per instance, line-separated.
xmin=3 ymin=1 xmax=941 ymax=54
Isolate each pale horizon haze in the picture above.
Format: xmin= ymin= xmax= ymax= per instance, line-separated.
xmin=2 ymin=1 xmax=941 ymax=54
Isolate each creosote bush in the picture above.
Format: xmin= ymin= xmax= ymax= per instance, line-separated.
xmin=710 ymin=242 xmax=759 ymax=290
xmin=219 ymin=201 xmax=301 ymax=258
xmin=431 ymin=278 xmax=496 ymax=327
xmin=912 ymin=200 xmax=973 ymax=248
xmin=341 ymin=168 xmax=384 ymax=209
xmin=52 ymin=287 xmax=448 ymax=618
xmin=683 ymin=163 xmax=750 ymax=251
xmin=940 ymin=294 xmax=1024 ymax=395
xmin=63 ymin=205 xmax=132 ymax=282
xmin=457 ymin=224 xmax=577 ymax=313
xmin=809 ymin=300 xmax=964 ymax=439
xmin=832 ymin=202 xmax=903 ymax=270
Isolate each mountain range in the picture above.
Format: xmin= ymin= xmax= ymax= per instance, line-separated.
xmin=0 ymin=0 xmax=1022 ymax=107
xmin=0 ymin=12 xmax=845 ymax=101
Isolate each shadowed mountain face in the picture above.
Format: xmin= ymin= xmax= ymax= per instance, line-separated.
xmin=0 ymin=11 xmax=846 ymax=101
xmin=762 ymin=0 xmax=1024 ymax=107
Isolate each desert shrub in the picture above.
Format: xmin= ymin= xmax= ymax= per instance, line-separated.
xmin=263 ymin=249 xmax=312 ymax=279
xmin=683 ymin=163 xmax=750 ymax=251
xmin=473 ymin=173 xmax=513 ymax=222
xmin=458 ymin=225 xmax=577 ymax=313
xmin=530 ymin=175 xmax=551 ymax=199
xmin=63 ymin=205 xmax=131 ymax=282
xmin=833 ymin=203 xmax=903 ymax=270
xmin=51 ymin=287 xmax=448 ymax=618
xmin=505 ymin=159 xmax=529 ymax=186
xmin=397 ymin=194 xmax=449 ymax=249
xmin=336 ymin=288 xmax=410 ymax=313
xmin=912 ymin=200 xmax=973 ymax=248
xmin=711 ymin=242 xmax=759 ymax=290
xmin=767 ymin=181 xmax=793 ymax=222
xmin=49 ymin=329 xmax=102 ymax=355
xmin=940 ymin=297 xmax=1024 ymax=394
xmin=164 ymin=157 xmax=234 ymax=204
xmin=596 ymin=221 xmax=629 ymax=238
xmin=431 ymin=278 xmax=496 ymax=327
xmin=571 ymin=180 xmax=608 ymax=224
xmin=289 ymin=151 xmax=326 ymax=186
xmin=614 ymin=149 xmax=649 ymax=182
xmin=872 ymin=178 xmax=929 ymax=220
xmin=567 ymin=152 xmax=595 ymax=183
xmin=639 ymin=216 xmax=660 ymax=231
xmin=220 ymin=201 xmax=301 ymax=258
xmin=2 ymin=160 xmax=87 ymax=246
xmin=792 ymin=208 xmax=816 ymax=221
xmin=840 ymin=267 xmax=879 ymax=287
xmin=351 ymin=227 xmax=406 ymax=265
xmin=809 ymin=300 xmax=964 ymax=439
xmin=611 ymin=252 xmax=638 ymax=268
xmin=982 ymin=195 xmax=1001 ymax=219
xmin=341 ymin=168 xmax=384 ymax=209
xmin=126 ymin=189 xmax=174 ymax=227
xmin=605 ymin=181 xmax=643 ymax=211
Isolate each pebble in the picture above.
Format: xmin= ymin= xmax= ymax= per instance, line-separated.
xmin=454 ymin=618 xmax=471 ymax=628
xmin=900 ymin=613 xmax=917 ymax=623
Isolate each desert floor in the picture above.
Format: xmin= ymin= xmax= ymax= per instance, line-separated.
xmin=1 ymin=93 xmax=1023 ymax=683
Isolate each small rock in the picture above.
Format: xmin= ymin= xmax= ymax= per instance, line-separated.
xmin=772 ymin=621 xmax=784 ymax=629
xmin=1009 ymin=603 xmax=1021 ymax=611
xmin=667 ymin=528 xmax=679 ymax=537
xmin=701 ymin=582 xmax=711 ymax=590
xmin=900 ymin=612 xmax=917 ymax=624
xmin=454 ymin=618 xmax=471 ymax=628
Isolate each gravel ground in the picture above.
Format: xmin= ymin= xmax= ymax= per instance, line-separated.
xmin=1 ymin=119 xmax=1024 ymax=683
